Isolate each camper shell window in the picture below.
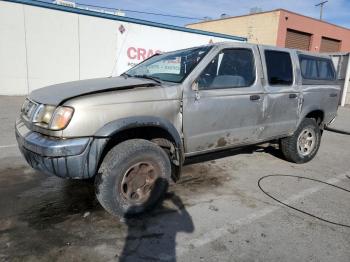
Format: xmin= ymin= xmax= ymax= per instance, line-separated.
xmin=299 ymin=55 xmax=335 ymax=81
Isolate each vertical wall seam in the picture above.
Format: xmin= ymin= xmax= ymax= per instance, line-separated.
xmin=22 ymin=4 xmax=30 ymax=94
xmin=78 ymin=15 xmax=81 ymax=80
xmin=111 ymin=23 xmax=130 ymax=76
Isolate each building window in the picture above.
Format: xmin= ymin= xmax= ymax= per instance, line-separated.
xmin=285 ymin=29 xmax=312 ymax=51
xmin=320 ymin=37 xmax=341 ymax=52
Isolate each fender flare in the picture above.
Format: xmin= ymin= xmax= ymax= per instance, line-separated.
xmin=297 ymin=106 xmax=325 ymax=127
xmin=94 ymin=116 xmax=184 ymax=169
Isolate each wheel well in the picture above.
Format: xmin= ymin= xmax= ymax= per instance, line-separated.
xmin=305 ymin=110 xmax=324 ymax=126
xmin=99 ymin=126 xmax=181 ymax=181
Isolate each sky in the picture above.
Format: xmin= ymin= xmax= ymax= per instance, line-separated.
xmin=69 ymin=0 xmax=350 ymax=29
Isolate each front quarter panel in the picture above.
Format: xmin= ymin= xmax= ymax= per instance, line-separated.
xmin=61 ymin=84 xmax=182 ymax=138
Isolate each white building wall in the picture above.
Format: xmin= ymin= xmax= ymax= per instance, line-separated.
xmin=0 ymin=1 xmax=28 ymax=95
xmin=79 ymin=15 xmax=119 ymax=79
xmin=24 ymin=5 xmax=80 ymax=93
xmin=0 ymin=1 xmax=241 ymax=96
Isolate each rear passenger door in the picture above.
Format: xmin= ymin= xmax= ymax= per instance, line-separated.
xmin=258 ymin=48 xmax=300 ymax=139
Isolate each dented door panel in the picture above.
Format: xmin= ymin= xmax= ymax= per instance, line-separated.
xmin=183 ymin=88 xmax=265 ymax=153
xmin=183 ymin=45 xmax=265 ymax=154
xmin=258 ymin=46 xmax=300 ymax=139
xmin=259 ymin=89 xmax=300 ymax=139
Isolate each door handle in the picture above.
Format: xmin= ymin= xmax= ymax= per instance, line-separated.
xmin=329 ymin=93 xmax=338 ymax=98
xmin=194 ymin=90 xmax=201 ymax=101
xmin=250 ymin=95 xmax=261 ymax=101
xmin=289 ymin=93 xmax=297 ymax=99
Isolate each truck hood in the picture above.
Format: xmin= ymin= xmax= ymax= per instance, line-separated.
xmin=29 ymin=76 xmax=159 ymax=106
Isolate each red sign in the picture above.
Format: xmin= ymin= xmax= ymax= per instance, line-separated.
xmin=127 ymin=47 xmax=162 ymax=61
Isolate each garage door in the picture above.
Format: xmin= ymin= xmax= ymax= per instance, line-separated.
xmin=285 ymin=29 xmax=311 ymax=51
xmin=320 ymin=37 xmax=341 ymax=52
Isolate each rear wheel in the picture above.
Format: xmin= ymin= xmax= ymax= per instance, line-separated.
xmin=95 ymin=139 xmax=171 ymax=217
xmin=281 ymin=118 xmax=321 ymax=164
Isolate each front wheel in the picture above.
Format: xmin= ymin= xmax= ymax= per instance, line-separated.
xmin=281 ymin=118 xmax=321 ymax=164
xmin=95 ymin=139 xmax=171 ymax=217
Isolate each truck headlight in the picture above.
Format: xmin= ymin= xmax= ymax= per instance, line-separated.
xmin=32 ymin=104 xmax=56 ymax=125
xmin=49 ymin=106 xmax=74 ymax=130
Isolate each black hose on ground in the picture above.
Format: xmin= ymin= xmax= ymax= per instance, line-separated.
xmin=258 ymin=174 xmax=350 ymax=229
xmin=325 ymin=127 xmax=350 ymax=135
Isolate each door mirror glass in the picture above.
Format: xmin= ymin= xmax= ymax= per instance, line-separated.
xmin=191 ymin=81 xmax=199 ymax=91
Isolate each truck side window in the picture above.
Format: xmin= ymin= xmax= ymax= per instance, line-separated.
xmin=299 ymin=55 xmax=335 ymax=81
xmin=198 ymin=49 xmax=255 ymax=90
xmin=265 ymin=50 xmax=293 ymax=85
xmin=317 ymin=60 xmax=334 ymax=80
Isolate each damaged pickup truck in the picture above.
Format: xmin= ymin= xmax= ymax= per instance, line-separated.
xmin=15 ymin=42 xmax=340 ymax=217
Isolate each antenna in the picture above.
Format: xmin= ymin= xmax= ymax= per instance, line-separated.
xmin=315 ymin=0 xmax=328 ymax=20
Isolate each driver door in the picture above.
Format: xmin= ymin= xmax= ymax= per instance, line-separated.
xmin=183 ymin=46 xmax=265 ymax=154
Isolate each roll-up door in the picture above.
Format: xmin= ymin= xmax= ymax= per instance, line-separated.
xmin=285 ymin=29 xmax=311 ymax=51
xmin=320 ymin=37 xmax=341 ymax=52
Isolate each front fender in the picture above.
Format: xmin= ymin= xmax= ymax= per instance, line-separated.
xmin=96 ymin=115 xmax=180 ymax=142
xmin=95 ymin=116 xmax=184 ymax=181
xmin=95 ymin=115 xmax=184 ymax=163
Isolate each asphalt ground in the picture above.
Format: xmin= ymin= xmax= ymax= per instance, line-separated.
xmin=0 ymin=96 xmax=350 ymax=262
xmin=327 ymin=106 xmax=350 ymax=134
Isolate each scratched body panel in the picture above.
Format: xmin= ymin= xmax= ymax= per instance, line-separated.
xmin=300 ymin=85 xmax=340 ymax=126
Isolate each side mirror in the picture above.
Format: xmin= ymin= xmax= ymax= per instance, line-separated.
xmin=191 ymin=81 xmax=199 ymax=92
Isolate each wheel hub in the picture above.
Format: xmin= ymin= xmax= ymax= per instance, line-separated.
xmin=297 ymin=128 xmax=316 ymax=156
xmin=120 ymin=162 xmax=159 ymax=204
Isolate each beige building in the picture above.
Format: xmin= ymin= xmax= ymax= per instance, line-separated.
xmin=187 ymin=9 xmax=350 ymax=53
xmin=188 ymin=10 xmax=281 ymax=46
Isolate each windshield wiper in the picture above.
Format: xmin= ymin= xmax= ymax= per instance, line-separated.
xmin=133 ymin=74 xmax=162 ymax=84
xmin=121 ymin=72 xmax=131 ymax=79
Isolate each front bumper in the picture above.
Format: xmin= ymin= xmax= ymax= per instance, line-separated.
xmin=15 ymin=119 xmax=107 ymax=179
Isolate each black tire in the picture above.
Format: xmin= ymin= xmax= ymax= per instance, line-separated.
xmin=281 ymin=118 xmax=321 ymax=164
xmin=95 ymin=139 xmax=171 ymax=217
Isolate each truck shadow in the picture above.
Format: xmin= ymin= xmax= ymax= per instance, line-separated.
xmin=185 ymin=143 xmax=284 ymax=165
xmin=119 ymin=187 xmax=194 ymax=262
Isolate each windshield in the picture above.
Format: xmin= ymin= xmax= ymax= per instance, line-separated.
xmin=125 ymin=46 xmax=212 ymax=83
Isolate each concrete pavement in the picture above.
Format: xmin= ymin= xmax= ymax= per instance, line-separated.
xmin=327 ymin=106 xmax=350 ymax=134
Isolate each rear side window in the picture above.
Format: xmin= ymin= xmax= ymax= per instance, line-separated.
xmin=265 ymin=50 xmax=293 ymax=85
xmin=299 ymin=55 xmax=335 ymax=81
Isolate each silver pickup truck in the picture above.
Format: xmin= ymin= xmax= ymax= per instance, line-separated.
xmin=15 ymin=42 xmax=340 ymax=217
